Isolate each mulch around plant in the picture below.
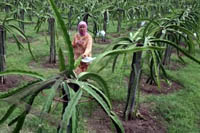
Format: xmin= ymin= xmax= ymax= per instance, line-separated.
xmin=140 ymin=75 xmax=182 ymax=95
xmin=87 ymin=102 xmax=166 ymax=133
xmin=0 ymin=75 xmax=34 ymax=91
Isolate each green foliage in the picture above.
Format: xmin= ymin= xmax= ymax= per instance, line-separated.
xmin=73 ymin=81 xmax=124 ymax=132
xmin=0 ymin=70 xmax=45 ymax=80
xmin=0 ymin=0 xmax=200 ymax=132
xmin=48 ymin=0 xmax=74 ymax=72
xmin=59 ymin=89 xmax=82 ymax=133
xmin=58 ymin=47 xmax=66 ymax=71
xmin=0 ymin=80 xmax=41 ymax=99
xmin=0 ymin=104 xmax=16 ymax=125
xmin=0 ymin=15 xmax=35 ymax=60
xmin=42 ymin=77 xmax=64 ymax=113
xmin=78 ymin=72 xmax=110 ymax=100
xmin=146 ymin=53 xmax=200 ymax=132
xmin=0 ymin=0 xmax=125 ymax=133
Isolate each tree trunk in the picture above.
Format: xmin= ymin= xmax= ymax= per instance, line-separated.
xmin=124 ymin=44 xmax=143 ymax=121
xmin=83 ymin=14 xmax=89 ymax=25
xmin=127 ymin=9 xmax=134 ymax=31
xmin=83 ymin=8 xmax=89 ymax=25
xmin=28 ymin=10 xmax=32 ymax=21
xmin=117 ymin=11 xmax=122 ymax=33
xmin=0 ymin=25 xmax=6 ymax=84
xmin=93 ymin=21 xmax=98 ymax=43
xmin=5 ymin=0 xmax=10 ymax=13
xmin=57 ymin=83 xmax=79 ymax=133
xmin=162 ymin=44 xmax=172 ymax=65
xmin=28 ymin=1 xmax=33 ymax=21
xmin=19 ymin=9 xmax=25 ymax=32
xmin=57 ymin=88 xmax=72 ymax=133
xmin=48 ymin=18 xmax=56 ymax=64
xmin=13 ymin=0 xmax=18 ymax=19
xmin=68 ymin=6 xmax=73 ymax=30
xmin=103 ymin=10 xmax=108 ymax=33
xmin=103 ymin=10 xmax=108 ymax=42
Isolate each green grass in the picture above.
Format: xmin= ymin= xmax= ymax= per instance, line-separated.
xmin=142 ymin=52 xmax=200 ymax=133
xmin=1 ymin=13 xmax=200 ymax=133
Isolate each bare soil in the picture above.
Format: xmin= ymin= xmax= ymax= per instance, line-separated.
xmin=95 ymin=38 xmax=112 ymax=45
xmin=0 ymin=75 xmax=34 ymax=91
xmin=87 ymin=102 xmax=166 ymax=133
xmin=29 ymin=56 xmax=59 ymax=69
xmin=166 ymin=60 xmax=186 ymax=71
xmin=42 ymin=60 xmax=59 ymax=69
xmin=140 ymin=75 xmax=182 ymax=95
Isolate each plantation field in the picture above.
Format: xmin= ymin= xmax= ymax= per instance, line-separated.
xmin=1 ymin=0 xmax=200 ymax=133
xmin=0 ymin=18 xmax=200 ymax=133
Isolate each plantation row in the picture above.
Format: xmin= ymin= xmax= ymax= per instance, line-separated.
xmin=0 ymin=0 xmax=200 ymax=132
